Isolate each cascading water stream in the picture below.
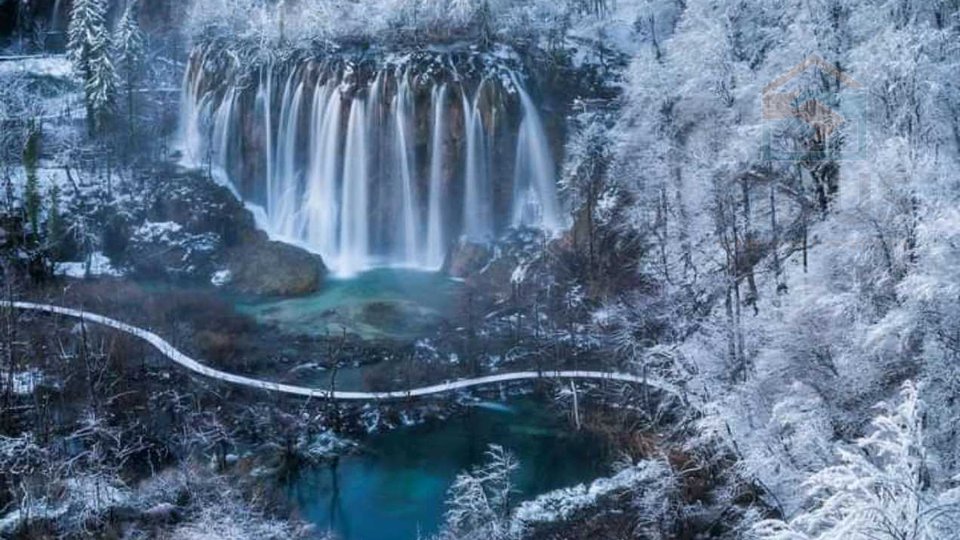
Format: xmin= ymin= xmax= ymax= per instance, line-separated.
xmin=393 ymin=70 xmax=421 ymax=264
xmin=210 ymin=87 xmax=236 ymax=186
xmin=273 ymin=71 xmax=307 ymax=237
xmin=425 ymin=84 xmax=449 ymax=269
xmin=339 ymin=99 xmax=371 ymax=276
xmin=177 ymin=60 xmax=206 ymax=166
xmin=178 ymin=53 xmax=564 ymax=276
xmin=304 ymin=81 xmax=341 ymax=256
xmin=461 ymin=83 xmax=493 ymax=241
xmin=512 ymin=74 xmax=562 ymax=232
xmin=258 ymin=67 xmax=275 ymax=220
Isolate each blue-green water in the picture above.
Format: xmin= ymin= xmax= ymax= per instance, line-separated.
xmin=237 ymin=268 xmax=460 ymax=340
xmin=286 ymin=398 xmax=610 ymax=540
xmin=239 ymin=271 xmax=609 ymax=538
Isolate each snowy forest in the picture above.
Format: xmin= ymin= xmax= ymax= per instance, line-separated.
xmin=1 ymin=0 xmax=959 ymax=538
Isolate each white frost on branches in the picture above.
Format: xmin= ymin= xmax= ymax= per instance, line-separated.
xmin=67 ymin=0 xmax=117 ymax=130
xmin=435 ymin=444 xmax=519 ymax=540
xmin=752 ymin=382 xmax=960 ymax=540
xmin=510 ymin=459 xmax=675 ymax=535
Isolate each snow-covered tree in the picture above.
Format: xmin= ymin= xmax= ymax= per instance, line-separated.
xmin=751 ymin=382 xmax=960 ymax=540
xmin=561 ymin=114 xmax=614 ymax=274
xmin=68 ymin=0 xmax=117 ymax=133
xmin=22 ymin=125 xmax=41 ymax=241
xmin=435 ymin=444 xmax=519 ymax=540
xmin=113 ymin=2 xmax=145 ymax=133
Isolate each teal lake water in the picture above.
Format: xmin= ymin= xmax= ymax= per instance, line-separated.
xmin=237 ymin=268 xmax=460 ymax=340
xmin=285 ymin=398 xmax=610 ymax=540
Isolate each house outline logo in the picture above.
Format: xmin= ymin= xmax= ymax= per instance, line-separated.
xmin=761 ymin=54 xmax=866 ymax=161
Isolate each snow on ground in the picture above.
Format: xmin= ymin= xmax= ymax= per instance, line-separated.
xmin=0 ymin=472 xmax=130 ymax=536
xmin=3 ymin=164 xmax=71 ymax=195
xmin=0 ymin=505 xmax=69 ymax=537
xmin=563 ymin=0 xmax=653 ymax=64
xmin=0 ymin=54 xmax=84 ymax=123
xmin=54 ymin=252 xmax=123 ymax=278
xmin=210 ymin=269 xmax=232 ymax=286
xmin=0 ymin=55 xmax=74 ymax=80
xmin=0 ymin=369 xmax=43 ymax=395
xmin=299 ymin=430 xmax=358 ymax=461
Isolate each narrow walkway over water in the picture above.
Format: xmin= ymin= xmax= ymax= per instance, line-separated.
xmin=11 ymin=301 xmax=685 ymax=402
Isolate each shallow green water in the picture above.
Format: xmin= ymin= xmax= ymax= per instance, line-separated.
xmin=237 ymin=268 xmax=460 ymax=340
xmin=285 ymin=398 xmax=610 ymax=540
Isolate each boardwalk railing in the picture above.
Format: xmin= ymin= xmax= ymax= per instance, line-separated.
xmin=11 ymin=301 xmax=684 ymax=402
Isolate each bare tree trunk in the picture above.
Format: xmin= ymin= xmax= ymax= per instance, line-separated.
xmin=797 ymin=164 xmax=809 ymax=273
xmin=770 ymin=180 xmax=785 ymax=295
xmin=730 ymin=205 xmax=746 ymax=379
xmin=741 ymin=177 xmax=758 ymax=314
xmin=673 ymin=168 xmax=694 ymax=280
xmin=570 ymin=380 xmax=581 ymax=431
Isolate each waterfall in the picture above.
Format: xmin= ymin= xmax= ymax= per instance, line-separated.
xmin=177 ymin=57 xmax=206 ymax=166
xmin=178 ymin=54 xmax=565 ymax=276
xmin=393 ymin=70 xmax=420 ymax=264
xmin=339 ymin=98 xmax=370 ymax=276
xmin=273 ymin=73 xmax=307 ymax=238
xmin=512 ymin=76 xmax=562 ymax=232
xmin=258 ymin=67 xmax=275 ymax=220
xmin=425 ymin=84 xmax=448 ymax=269
xmin=210 ymin=87 xmax=236 ymax=185
xmin=304 ymin=81 xmax=341 ymax=257
xmin=462 ymin=83 xmax=492 ymax=241
xmin=51 ymin=0 xmax=64 ymax=31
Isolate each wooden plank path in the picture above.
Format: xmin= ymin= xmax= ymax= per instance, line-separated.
xmin=11 ymin=301 xmax=685 ymax=402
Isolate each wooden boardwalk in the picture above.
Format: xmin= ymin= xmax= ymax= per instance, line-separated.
xmin=12 ymin=301 xmax=684 ymax=402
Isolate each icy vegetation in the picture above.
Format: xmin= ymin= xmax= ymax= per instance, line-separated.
xmin=184 ymin=0 xmax=573 ymax=48
xmin=510 ymin=459 xmax=675 ymax=533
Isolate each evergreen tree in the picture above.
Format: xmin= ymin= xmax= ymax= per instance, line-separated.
xmin=68 ymin=0 xmax=117 ymax=133
xmin=46 ymin=184 xmax=64 ymax=260
xmin=22 ymin=125 xmax=42 ymax=244
xmin=561 ymin=118 xmax=612 ymax=273
xmin=114 ymin=2 xmax=144 ymax=140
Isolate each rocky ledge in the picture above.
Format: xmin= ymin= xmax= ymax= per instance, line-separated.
xmin=108 ymin=165 xmax=326 ymax=296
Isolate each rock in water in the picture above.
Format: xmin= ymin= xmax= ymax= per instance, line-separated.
xmin=224 ymin=240 xmax=325 ymax=296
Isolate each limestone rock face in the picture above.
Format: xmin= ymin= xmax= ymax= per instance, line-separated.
xmin=112 ymin=167 xmax=326 ymax=295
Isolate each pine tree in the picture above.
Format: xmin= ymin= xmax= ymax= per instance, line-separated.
xmin=114 ymin=2 xmax=144 ymax=139
xmin=561 ymin=118 xmax=612 ymax=274
xmin=22 ymin=125 xmax=42 ymax=244
xmin=46 ymin=184 xmax=64 ymax=260
xmin=68 ymin=0 xmax=117 ymax=133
